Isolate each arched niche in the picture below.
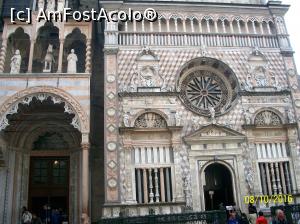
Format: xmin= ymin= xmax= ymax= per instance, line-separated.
xmin=4 ymin=27 xmax=30 ymax=73
xmin=33 ymin=22 xmax=59 ymax=73
xmin=63 ymin=28 xmax=86 ymax=73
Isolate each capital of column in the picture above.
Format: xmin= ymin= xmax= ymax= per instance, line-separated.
xmin=81 ymin=142 xmax=90 ymax=151
xmin=59 ymin=39 xmax=64 ymax=44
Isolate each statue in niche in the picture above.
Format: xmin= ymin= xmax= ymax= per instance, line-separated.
xmin=175 ymin=112 xmax=182 ymax=126
xmin=43 ymin=44 xmax=55 ymax=72
xmin=246 ymin=168 xmax=254 ymax=193
xmin=270 ymin=73 xmax=281 ymax=91
xmin=243 ymin=111 xmax=252 ymax=125
xmin=140 ymin=66 xmax=155 ymax=87
xmin=67 ymin=49 xmax=78 ymax=73
xmin=46 ymin=0 xmax=55 ymax=11
xmin=10 ymin=50 xmax=21 ymax=74
xmin=244 ymin=75 xmax=253 ymax=91
xmin=255 ymin=67 xmax=268 ymax=87
xmin=287 ymin=108 xmax=296 ymax=123
xmin=38 ymin=0 xmax=45 ymax=10
xmin=123 ymin=112 xmax=131 ymax=127
xmin=57 ymin=0 xmax=64 ymax=11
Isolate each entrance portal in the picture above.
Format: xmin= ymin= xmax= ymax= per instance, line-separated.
xmin=0 ymin=94 xmax=83 ymax=223
xmin=203 ymin=163 xmax=234 ymax=210
xmin=29 ymin=157 xmax=69 ymax=220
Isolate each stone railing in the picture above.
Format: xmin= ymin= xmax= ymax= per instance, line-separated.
xmin=118 ymin=32 xmax=286 ymax=48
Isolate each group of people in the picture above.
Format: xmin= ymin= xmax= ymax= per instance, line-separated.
xmin=22 ymin=205 xmax=66 ymax=224
xmin=227 ymin=203 xmax=289 ymax=224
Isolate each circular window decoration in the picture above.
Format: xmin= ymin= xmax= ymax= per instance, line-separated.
xmin=179 ymin=58 xmax=239 ymax=117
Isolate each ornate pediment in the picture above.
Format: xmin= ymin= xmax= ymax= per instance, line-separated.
xmin=184 ymin=124 xmax=245 ymax=144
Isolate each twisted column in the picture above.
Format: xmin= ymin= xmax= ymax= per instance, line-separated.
xmin=0 ymin=39 xmax=7 ymax=73
xmin=85 ymin=39 xmax=91 ymax=73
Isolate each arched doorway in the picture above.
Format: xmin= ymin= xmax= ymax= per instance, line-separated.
xmin=203 ymin=163 xmax=234 ymax=210
xmin=0 ymin=87 xmax=90 ymax=223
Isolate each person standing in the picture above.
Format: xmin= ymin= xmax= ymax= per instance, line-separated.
xmin=248 ymin=203 xmax=257 ymax=224
xmin=272 ymin=209 xmax=288 ymax=224
xmin=22 ymin=207 xmax=32 ymax=224
xmin=228 ymin=211 xmax=239 ymax=224
xmin=256 ymin=211 xmax=268 ymax=224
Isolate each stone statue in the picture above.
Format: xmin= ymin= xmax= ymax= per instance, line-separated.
xmin=175 ymin=112 xmax=181 ymax=126
xmin=67 ymin=49 xmax=78 ymax=73
xmin=183 ymin=177 xmax=193 ymax=209
xmin=43 ymin=44 xmax=55 ymax=72
xmin=270 ymin=73 xmax=281 ymax=91
xmin=46 ymin=0 xmax=55 ymax=11
xmin=10 ymin=50 xmax=21 ymax=74
xmin=287 ymin=108 xmax=295 ymax=123
xmin=123 ymin=112 xmax=130 ymax=127
xmin=37 ymin=0 xmax=45 ymax=10
xmin=192 ymin=116 xmax=199 ymax=130
xmin=209 ymin=106 xmax=216 ymax=124
xmin=242 ymin=108 xmax=251 ymax=125
xmin=57 ymin=0 xmax=64 ymax=11
xmin=246 ymin=168 xmax=254 ymax=193
xmin=244 ymin=75 xmax=253 ymax=91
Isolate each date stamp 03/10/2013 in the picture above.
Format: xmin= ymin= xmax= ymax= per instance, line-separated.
xmin=244 ymin=194 xmax=294 ymax=204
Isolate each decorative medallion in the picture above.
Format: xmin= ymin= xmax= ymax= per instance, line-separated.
xmin=108 ymin=178 xmax=118 ymax=188
xmin=107 ymin=74 xmax=116 ymax=83
xmin=107 ymin=108 xmax=116 ymax=116
xmin=295 ymin=100 xmax=300 ymax=108
xmin=107 ymin=142 xmax=117 ymax=151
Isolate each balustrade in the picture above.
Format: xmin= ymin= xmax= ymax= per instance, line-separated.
xmin=119 ymin=32 xmax=281 ymax=48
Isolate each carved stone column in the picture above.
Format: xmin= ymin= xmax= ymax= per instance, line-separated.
xmin=0 ymin=38 xmax=7 ymax=73
xmin=81 ymin=142 xmax=90 ymax=220
xmin=57 ymin=39 xmax=64 ymax=73
xmin=27 ymin=39 xmax=36 ymax=73
xmin=85 ymin=39 xmax=91 ymax=73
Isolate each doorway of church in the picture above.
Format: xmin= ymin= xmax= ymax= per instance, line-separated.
xmin=203 ymin=163 xmax=234 ymax=210
xmin=29 ymin=157 xmax=69 ymax=221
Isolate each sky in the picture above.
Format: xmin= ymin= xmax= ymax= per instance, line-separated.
xmin=282 ymin=0 xmax=300 ymax=71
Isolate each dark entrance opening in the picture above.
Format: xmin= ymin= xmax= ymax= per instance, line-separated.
xmin=203 ymin=163 xmax=234 ymax=210
xmin=29 ymin=157 xmax=69 ymax=220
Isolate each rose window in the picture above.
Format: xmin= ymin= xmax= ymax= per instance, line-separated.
xmin=184 ymin=71 xmax=227 ymax=110
xmin=178 ymin=58 xmax=239 ymax=117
